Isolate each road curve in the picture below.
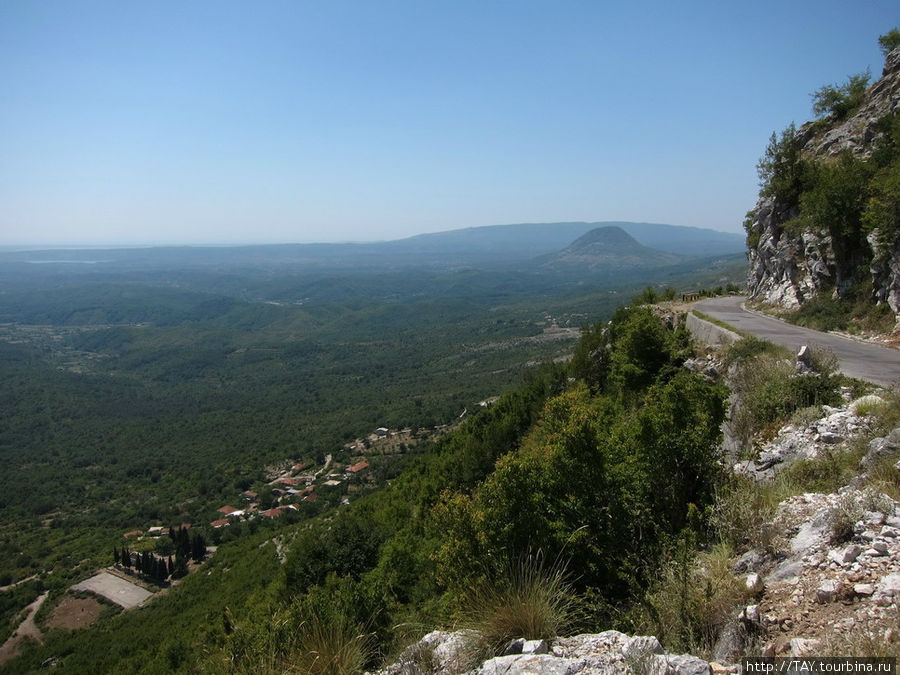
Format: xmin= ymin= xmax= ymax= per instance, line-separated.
xmin=694 ymin=295 xmax=900 ymax=388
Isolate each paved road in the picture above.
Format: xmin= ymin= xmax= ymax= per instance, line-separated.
xmin=694 ymin=295 xmax=900 ymax=388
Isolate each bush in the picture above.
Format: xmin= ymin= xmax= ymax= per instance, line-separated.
xmin=811 ymin=71 xmax=870 ymax=120
xmin=729 ymin=351 xmax=841 ymax=446
xmin=879 ymin=29 xmax=900 ymax=57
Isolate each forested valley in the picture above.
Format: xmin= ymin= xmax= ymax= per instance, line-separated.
xmin=0 ymin=237 xmax=745 ymax=672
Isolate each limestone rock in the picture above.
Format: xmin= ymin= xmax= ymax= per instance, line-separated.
xmin=746 ymin=47 xmax=900 ymax=315
xmin=790 ymin=638 xmax=822 ymax=657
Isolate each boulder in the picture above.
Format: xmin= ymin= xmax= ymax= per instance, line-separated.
xmin=815 ymin=580 xmax=839 ymax=603
xmin=649 ymin=653 xmax=712 ymax=675
xmin=860 ymin=429 xmax=900 ymax=471
xmin=875 ymin=572 xmax=900 ymax=606
xmin=378 ymin=630 xmax=481 ymax=675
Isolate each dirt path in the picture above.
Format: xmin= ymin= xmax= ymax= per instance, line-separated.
xmin=0 ymin=590 xmax=48 ymax=664
xmin=0 ymin=574 xmax=37 ymax=592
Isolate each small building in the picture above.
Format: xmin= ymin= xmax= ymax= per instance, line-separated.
xmin=147 ymin=526 xmax=164 ymax=536
xmin=375 ymin=427 xmax=389 ymax=437
xmin=210 ymin=519 xmax=230 ymax=528
xmin=241 ymin=491 xmax=258 ymax=501
xmin=302 ymin=493 xmax=318 ymax=503
xmin=123 ymin=530 xmax=142 ymax=539
xmin=217 ymin=505 xmax=239 ymax=515
xmin=346 ymin=460 xmax=370 ymax=475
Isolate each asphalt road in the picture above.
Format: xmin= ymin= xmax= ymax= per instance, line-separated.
xmin=694 ymin=295 xmax=900 ymax=388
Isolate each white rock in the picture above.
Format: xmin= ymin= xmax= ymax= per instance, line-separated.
xmin=745 ymin=573 xmax=763 ymax=594
xmin=875 ymin=573 xmax=900 ymax=606
xmin=622 ymin=635 xmax=663 ymax=661
xmin=740 ymin=605 xmax=761 ymax=624
xmin=841 ymin=544 xmax=863 ymax=564
xmin=521 ymin=640 xmax=548 ymax=655
xmin=790 ymin=638 xmax=822 ymax=657
xmin=650 ymin=653 xmax=711 ymax=675
xmin=855 ymin=583 xmax=876 ymax=596
xmin=816 ymin=580 xmax=838 ymax=603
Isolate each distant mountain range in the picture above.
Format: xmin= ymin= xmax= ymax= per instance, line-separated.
xmin=0 ymin=221 xmax=744 ymax=275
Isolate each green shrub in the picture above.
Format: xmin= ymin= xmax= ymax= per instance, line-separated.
xmin=729 ymin=351 xmax=841 ymax=446
xmin=811 ymin=71 xmax=870 ymax=120
xmin=879 ymin=29 xmax=900 ymax=57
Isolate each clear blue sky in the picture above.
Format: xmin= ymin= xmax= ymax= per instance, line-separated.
xmin=0 ymin=1 xmax=896 ymax=246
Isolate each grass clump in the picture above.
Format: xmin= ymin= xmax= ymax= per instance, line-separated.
xmin=462 ymin=553 xmax=576 ymax=655
xmin=712 ymin=476 xmax=785 ymax=555
xmin=291 ymin=616 xmax=374 ymax=675
xmin=635 ymin=541 xmax=751 ymax=658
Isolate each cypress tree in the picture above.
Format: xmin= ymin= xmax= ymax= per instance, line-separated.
xmin=191 ymin=533 xmax=206 ymax=562
xmin=113 ymin=548 xmax=119 ymax=565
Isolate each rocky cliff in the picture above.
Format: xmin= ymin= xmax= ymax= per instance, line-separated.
xmin=746 ymin=47 xmax=900 ymax=312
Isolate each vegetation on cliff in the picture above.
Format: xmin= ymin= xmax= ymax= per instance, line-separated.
xmin=745 ymin=29 xmax=900 ymax=332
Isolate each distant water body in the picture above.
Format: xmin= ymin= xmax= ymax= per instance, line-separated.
xmin=25 ymin=259 xmax=108 ymax=264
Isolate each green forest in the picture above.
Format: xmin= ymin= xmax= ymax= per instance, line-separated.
xmin=0 ymin=245 xmax=746 ymax=672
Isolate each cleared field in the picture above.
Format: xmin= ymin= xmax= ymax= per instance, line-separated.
xmin=47 ymin=595 xmax=105 ymax=630
xmin=72 ymin=572 xmax=153 ymax=610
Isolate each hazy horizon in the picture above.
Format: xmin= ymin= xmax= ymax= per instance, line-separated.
xmin=0 ymin=219 xmax=746 ymax=251
xmin=1 ymin=1 xmax=895 ymax=247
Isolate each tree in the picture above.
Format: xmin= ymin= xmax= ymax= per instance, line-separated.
xmin=879 ymin=28 xmax=900 ymax=57
xmin=113 ymin=548 xmax=119 ymax=565
xmin=190 ymin=532 xmax=206 ymax=562
xmin=172 ymin=551 xmax=189 ymax=579
xmin=757 ymin=123 xmax=811 ymax=208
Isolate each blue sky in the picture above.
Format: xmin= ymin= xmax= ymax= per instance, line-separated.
xmin=0 ymin=1 xmax=896 ymax=246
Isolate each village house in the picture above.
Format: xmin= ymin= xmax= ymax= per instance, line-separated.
xmin=346 ymin=460 xmax=370 ymax=475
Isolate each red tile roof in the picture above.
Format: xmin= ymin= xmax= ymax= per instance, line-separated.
xmin=217 ymin=505 xmax=238 ymax=514
xmin=347 ymin=461 xmax=370 ymax=474
xmin=210 ymin=518 xmax=230 ymax=528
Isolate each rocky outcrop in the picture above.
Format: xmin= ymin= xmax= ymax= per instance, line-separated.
xmin=746 ymin=47 xmax=900 ymax=313
xmin=725 ymin=413 xmax=900 ymax=657
xmin=377 ymin=630 xmax=719 ymax=675
xmin=734 ymin=396 xmax=876 ymax=481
